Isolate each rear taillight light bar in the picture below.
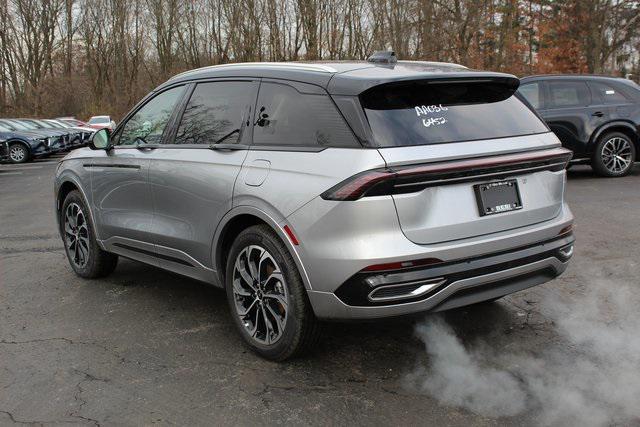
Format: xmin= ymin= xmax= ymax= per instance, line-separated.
xmin=321 ymin=147 xmax=572 ymax=201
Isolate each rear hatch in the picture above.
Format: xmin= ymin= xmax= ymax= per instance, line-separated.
xmin=360 ymin=77 xmax=569 ymax=244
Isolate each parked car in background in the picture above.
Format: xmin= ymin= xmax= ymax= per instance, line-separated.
xmin=57 ymin=117 xmax=90 ymax=128
xmin=19 ymin=118 xmax=83 ymax=148
xmin=519 ymin=75 xmax=640 ymax=177
xmin=2 ymin=119 xmax=68 ymax=151
xmin=44 ymin=119 xmax=94 ymax=146
xmin=0 ymin=118 xmax=66 ymax=155
xmin=55 ymin=56 xmax=574 ymax=360
xmin=0 ymin=121 xmax=53 ymax=163
xmin=87 ymin=115 xmax=116 ymax=131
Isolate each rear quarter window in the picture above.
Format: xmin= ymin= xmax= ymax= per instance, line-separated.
xmin=360 ymin=79 xmax=548 ymax=147
xmin=252 ymin=82 xmax=359 ymax=148
xmin=588 ymin=81 xmax=631 ymax=104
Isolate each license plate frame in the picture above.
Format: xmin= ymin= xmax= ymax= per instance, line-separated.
xmin=474 ymin=179 xmax=522 ymax=217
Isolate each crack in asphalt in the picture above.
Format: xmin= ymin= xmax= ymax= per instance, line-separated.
xmin=69 ymin=370 xmax=108 ymax=427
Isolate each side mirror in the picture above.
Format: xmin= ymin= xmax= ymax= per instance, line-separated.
xmin=90 ymin=128 xmax=112 ymax=151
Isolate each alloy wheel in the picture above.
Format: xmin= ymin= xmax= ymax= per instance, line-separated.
xmin=601 ymin=137 xmax=632 ymax=174
xmin=9 ymin=145 xmax=26 ymax=162
xmin=232 ymin=245 xmax=289 ymax=345
xmin=64 ymin=202 xmax=90 ymax=268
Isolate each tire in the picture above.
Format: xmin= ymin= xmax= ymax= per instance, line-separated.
xmin=61 ymin=190 xmax=118 ymax=278
xmin=225 ymin=224 xmax=321 ymax=361
xmin=592 ymin=132 xmax=636 ymax=177
xmin=8 ymin=143 xmax=29 ymax=164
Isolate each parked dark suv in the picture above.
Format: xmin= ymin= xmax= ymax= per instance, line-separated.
xmin=519 ymin=75 xmax=640 ymax=177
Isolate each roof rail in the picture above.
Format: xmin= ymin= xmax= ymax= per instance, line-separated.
xmin=172 ymin=62 xmax=338 ymax=79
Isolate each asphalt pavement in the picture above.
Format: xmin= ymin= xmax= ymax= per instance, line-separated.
xmin=1 ymin=154 xmax=639 ymax=426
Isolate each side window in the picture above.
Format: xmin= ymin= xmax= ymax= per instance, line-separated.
xmin=547 ymin=81 xmax=590 ymax=108
xmin=588 ymin=81 xmax=630 ymax=104
xmin=173 ymin=81 xmax=256 ymax=145
xmin=117 ymin=85 xmax=185 ymax=146
xmin=252 ymin=82 xmax=358 ymax=148
xmin=518 ymin=83 xmax=542 ymax=109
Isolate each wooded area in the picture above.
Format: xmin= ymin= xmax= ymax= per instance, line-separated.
xmin=0 ymin=0 xmax=638 ymax=120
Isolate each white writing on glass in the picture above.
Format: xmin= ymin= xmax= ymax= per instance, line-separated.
xmin=422 ymin=117 xmax=447 ymax=127
xmin=414 ymin=104 xmax=449 ymax=116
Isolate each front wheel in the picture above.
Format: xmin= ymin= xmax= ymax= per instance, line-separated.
xmin=61 ymin=190 xmax=118 ymax=278
xmin=592 ymin=132 xmax=636 ymax=177
xmin=225 ymin=225 xmax=321 ymax=361
xmin=8 ymin=143 xmax=29 ymax=163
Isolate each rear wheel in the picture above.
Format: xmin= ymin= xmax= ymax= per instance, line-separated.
xmin=592 ymin=132 xmax=636 ymax=177
xmin=225 ymin=224 xmax=321 ymax=361
xmin=61 ymin=190 xmax=118 ymax=278
xmin=8 ymin=143 xmax=29 ymax=163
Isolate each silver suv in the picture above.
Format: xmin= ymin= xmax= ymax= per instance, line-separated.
xmin=55 ymin=53 xmax=575 ymax=360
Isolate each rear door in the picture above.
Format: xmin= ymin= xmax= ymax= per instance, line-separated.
xmin=538 ymin=79 xmax=601 ymax=157
xmin=360 ymin=78 xmax=567 ymax=245
xmin=147 ymin=80 xmax=258 ymax=276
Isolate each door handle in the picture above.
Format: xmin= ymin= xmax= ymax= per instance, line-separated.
xmin=592 ymin=111 xmax=604 ymax=117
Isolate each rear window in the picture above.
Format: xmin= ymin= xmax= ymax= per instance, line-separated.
xmin=360 ymin=80 xmax=548 ymax=147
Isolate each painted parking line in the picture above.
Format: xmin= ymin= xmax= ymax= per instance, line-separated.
xmin=0 ymin=171 xmax=23 ymax=176
xmin=1 ymin=163 xmax=54 ymax=169
xmin=0 ymin=166 xmax=44 ymax=171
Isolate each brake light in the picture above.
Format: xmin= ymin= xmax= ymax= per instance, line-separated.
xmin=321 ymin=148 xmax=572 ymax=201
xmin=321 ymin=169 xmax=393 ymax=201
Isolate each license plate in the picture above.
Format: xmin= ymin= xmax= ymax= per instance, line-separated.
xmin=474 ymin=180 xmax=522 ymax=216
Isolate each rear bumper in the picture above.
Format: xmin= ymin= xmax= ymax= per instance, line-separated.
xmin=307 ymin=233 xmax=573 ymax=320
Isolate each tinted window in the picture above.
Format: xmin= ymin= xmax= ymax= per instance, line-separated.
xmin=253 ymin=82 xmax=357 ymax=148
xmin=118 ymin=86 xmax=184 ymax=146
xmin=173 ymin=81 xmax=256 ymax=145
xmin=360 ymin=80 xmax=548 ymax=147
xmin=547 ymin=81 xmax=590 ymax=108
xmin=518 ymin=82 xmax=542 ymax=109
xmin=589 ymin=81 xmax=630 ymax=104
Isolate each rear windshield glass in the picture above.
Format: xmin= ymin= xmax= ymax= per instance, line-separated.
xmin=360 ymin=80 xmax=548 ymax=147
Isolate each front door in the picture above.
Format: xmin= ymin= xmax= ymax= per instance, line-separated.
xmin=90 ymin=85 xmax=186 ymax=256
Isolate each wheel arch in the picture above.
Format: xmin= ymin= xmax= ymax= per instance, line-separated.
xmin=6 ymin=138 xmax=33 ymax=160
xmin=590 ymin=121 xmax=639 ymax=155
xmin=55 ymin=174 xmax=100 ymax=242
xmin=212 ymin=206 xmax=312 ymax=291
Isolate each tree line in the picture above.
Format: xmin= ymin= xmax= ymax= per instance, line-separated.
xmin=0 ymin=0 xmax=638 ymax=120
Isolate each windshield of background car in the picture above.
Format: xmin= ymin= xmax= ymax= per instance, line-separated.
xmin=360 ymin=79 xmax=549 ymax=147
xmin=89 ymin=116 xmax=109 ymax=124
xmin=10 ymin=120 xmax=36 ymax=130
